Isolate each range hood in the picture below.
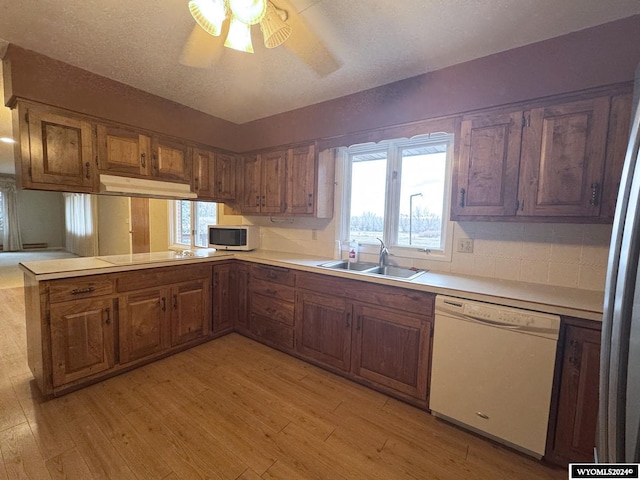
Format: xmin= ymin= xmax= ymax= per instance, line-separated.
xmin=99 ymin=174 xmax=197 ymax=199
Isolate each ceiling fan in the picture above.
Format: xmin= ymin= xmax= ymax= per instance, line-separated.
xmin=180 ymin=0 xmax=340 ymax=76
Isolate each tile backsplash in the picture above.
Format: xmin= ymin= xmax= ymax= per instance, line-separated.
xmin=443 ymin=222 xmax=611 ymax=291
xmin=228 ymin=211 xmax=611 ymax=292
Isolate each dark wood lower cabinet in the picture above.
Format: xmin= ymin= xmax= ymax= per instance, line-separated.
xmin=296 ymin=290 xmax=352 ymax=371
xmin=294 ymin=273 xmax=434 ymax=406
xmin=546 ymin=320 xmax=601 ymax=466
xmin=352 ymin=304 xmax=430 ymax=401
xmin=49 ymin=298 xmax=115 ymax=387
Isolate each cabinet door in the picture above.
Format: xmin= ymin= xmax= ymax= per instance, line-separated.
xmin=212 ymin=264 xmax=233 ymax=333
xmin=260 ymin=150 xmax=286 ymax=214
xmin=151 ymin=136 xmax=191 ymax=183
xmin=233 ymin=263 xmax=250 ymax=330
xmin=50 ymin=298 xmax=114 ymax=387
xmin=25 ymin=107 xmax=95 ymax=191
xmin=240 ymin=155 xmax=261 ymax=213
xmin=548 ymin=325 xmax=600 ymax=465
xmin=295 ymin=290 xmax=352 ymax=371
xmin=97 ymin=124 xmax=151 ymax=176
xmin=215 ymin=153 xmax=237 ymax=200
xmin=119 ymin=288 xmax=169 ymax=363
xmin=601 ymin=93 xmax=633 ymax=220
xmin=518 ymin=97 xmax=610 ymax=217
xmin=192 ymin=148 xmax=216 ymax=199
xmin=351 ymin=304 xmax=430 ymax=401
xmin=170 ymin=279 xmax=210 ymax=346
xmin=286 ymin=145 xmax=316 ymax=215
xmin=452 ymin=111 xmax=522 ymax=218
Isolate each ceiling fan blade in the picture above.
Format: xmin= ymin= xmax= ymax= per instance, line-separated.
xmin=274 ymin=0 xmax=340 ymax=77
xmin=180 ymin=25 xmax=225 ymax=68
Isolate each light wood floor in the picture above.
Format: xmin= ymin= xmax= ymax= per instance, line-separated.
xmin=0 ymin=286 xmax=567 ymax=480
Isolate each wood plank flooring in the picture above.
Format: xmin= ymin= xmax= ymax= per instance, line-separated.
xmin=0 ymin=286 xmax=568 ymax=479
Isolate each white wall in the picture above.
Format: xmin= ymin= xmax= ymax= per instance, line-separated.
xmin=97 ymin=195 xmax=130 ymax=255
xmin=16 ymin=189 xmax=65 ymax=248
xmin=149 ymin=198 xmax=169 ymax=252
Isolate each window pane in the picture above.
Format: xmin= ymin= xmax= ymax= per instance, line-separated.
xmin=396 ymin=145 xmax=447 ymax=249
xmin=349 ymin=153 xmax=387 ymax=244
xmin=175 ymin=200 xmax=192 ymax=246
xmin=194 ymin=202 xmax=217 ymax=248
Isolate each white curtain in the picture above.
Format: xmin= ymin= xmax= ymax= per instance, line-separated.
xmin=63 ymin=193 xmax=98 ymax=257
xmin=0 ymin=176 xmax=23 ymax=251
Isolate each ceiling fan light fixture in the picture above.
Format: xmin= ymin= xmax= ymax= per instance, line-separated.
xmin=260 ymin=1 xmax=291 ymax=48
xmin=228 ymin=0 xmax=267 ymax=26
xmin=224 ymin=15 xmax=254 ymax=53
xmin=188 ymin=0 xmax=227 ymax=36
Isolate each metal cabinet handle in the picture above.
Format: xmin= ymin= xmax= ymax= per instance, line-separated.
xmin=194 ymin=177 xmax=199 ymax=190
xmin=589 ymin=182 xmax=600 ymax=206
xmin=141 ymin=152 xmax=146 ymax=168
xmin=308 ymin=193 xmax=313 ymax=207
xmin=356 ymin=315 xmax=361 ymax=330
xmin=345 ymin=312 xmax=351 ymax=328
xmin=105 ymin=307 xmax=111 ymax=325
xmin=475 ymin=412 xmax=489 ymax=420
xmin=71 ymin=286 xmax=95 ymax=295
xmin=85 ymin=162 xmax=91 ymax=179
xmin=261 ymin=195 xmax=266 ymax=207
xmin=255 ymin=196 xmax=260 ymax=207
xmin=161 ymin=297 xmax=166 ymax=312
xmin=459 ymin=188 xmax=466 ymax=208
xmin=173 ymin=294 xmax=178 ymax=310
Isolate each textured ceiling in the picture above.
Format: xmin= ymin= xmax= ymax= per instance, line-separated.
xmin=1 ymin=0 xmax=640 ymax=175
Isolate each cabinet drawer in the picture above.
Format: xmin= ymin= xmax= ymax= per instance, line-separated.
xmin=250 ymin=278 xmax=295 ymax=302
xmin=116 ymin=265 xmax=211 ymax=292
xmin=249 ymin=314 xmax=294 ymax=349
xmin=251 ymin=265 xmax=295 ymax=286
xmin=48 ymin=278 xmax=114 ymax=303
xmin=297 ymin=272 xmax=434 ymax=317
xmin=251 ymin=293 xmax=294 ymax=325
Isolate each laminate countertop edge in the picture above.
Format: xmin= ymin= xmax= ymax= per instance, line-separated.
xmin=19 ymin=249 xmax=604 ymax=323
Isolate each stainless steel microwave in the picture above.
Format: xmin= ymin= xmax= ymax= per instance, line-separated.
xmin=208 ymin=225 xmax=260 ymax=251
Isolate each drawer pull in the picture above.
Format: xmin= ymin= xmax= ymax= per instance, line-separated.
xmin=71 ymin=286 xmax=95 ymax=295
xmin=475 ymin=412 xmax=489 ymax=420
xmin=173 ymin=294 xmax=178 ymax=310
xmin=161 ymin=297 xmax=166 ymax=312
xmin=356 ymin=315 xmax=361 ymax=330
xmin=345 ymin=312 xmax=351 ymax=328
xmin=105 ymin=307 xmax=111 ymax=325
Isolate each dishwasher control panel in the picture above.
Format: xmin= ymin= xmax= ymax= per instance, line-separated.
xmin=437 ymin=296 xmax=560 ymax=336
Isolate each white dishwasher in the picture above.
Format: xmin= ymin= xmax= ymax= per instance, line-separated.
xmin=429 ymin=295 xmax=560 ymax=458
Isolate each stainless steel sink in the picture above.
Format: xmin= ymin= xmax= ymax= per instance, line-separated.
xmin=319 ymin=260 xmax=425 ymax=280
xmin=319 ymin=260 xmax=379 ymax=271
xmin=364 ymin=265 xmax=426 ymax=280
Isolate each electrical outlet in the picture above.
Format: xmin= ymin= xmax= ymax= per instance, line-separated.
xmin=457 ymin=238 xmax=474 ymax=253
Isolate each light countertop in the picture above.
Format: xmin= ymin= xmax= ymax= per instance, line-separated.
xmin=19 ymin=249 xmax=604 ymax=322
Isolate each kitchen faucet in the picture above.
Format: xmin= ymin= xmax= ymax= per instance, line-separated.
xmin=377 ymin=238 xmax=389 ymax=268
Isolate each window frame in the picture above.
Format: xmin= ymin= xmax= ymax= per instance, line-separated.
xmin=339 ymin=133 xmax=454 ymax=263
xmin=169 ymin=200 xmax=219 ymax=249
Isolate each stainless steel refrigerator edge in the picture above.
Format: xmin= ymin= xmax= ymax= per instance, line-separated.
xmin=598 ymin=63 xmax=640 ymax=463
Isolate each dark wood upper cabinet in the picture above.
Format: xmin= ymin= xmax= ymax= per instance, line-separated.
xmin=452 ymin=111 xmax=522 ymax=217
xmin=18 ymin=103 xmax=96 ymax=192
xmin=451 ymin=90 xmax=631 ymax=223
xmin=518 ymin=97 xmax=610 ymax=217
